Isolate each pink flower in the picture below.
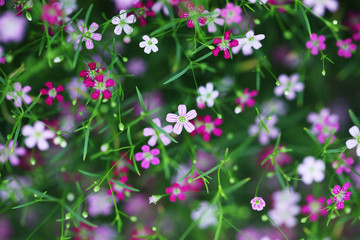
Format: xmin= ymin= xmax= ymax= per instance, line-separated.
xmin=112 ymin=153 xmax=132 ymax=176
xmin=83 ymin=74 xmax=115 ymax=100
xmin=274 ymin=73 xmax=304 ymax=100
xmin=40 ymin=82 xmax=64 ymax=106
xmin=327 ymin=182 xmax=352 ymax=210
xmin=0 ymin=0 xmax=4 ymax=6
xmin=336 ymin=38 xmax=356 ymax=58
xmin=301 ymin=195 xmax=327 ymax=221
xmin=0 ymin=11 xmax=28 ymax=44
xmin=78 ymin=22 xmax=102 ymax=50
xmin=165 ymin=183 xmax=187 ymax=202
xmin=212 ymin=31 xmax=239 ymax=59
xmin=41 ymin=3 xmax=63 ymax=25
xmin=134 ymin=145 xmax=160 ymax=169
xmin=87 ymin=191 xmax=113 ymax=217
xmin=133 ymin=0 xmax=155 ymax=26
xmin=21 ymin=121 xmax=55 ymax=151
xmin=306 ymin=33 xmax=326 ymax=55
xmin=179 ymin=3 xmax=207 ymax=28
xmin=258 ymin=145 xmax=292 ymax=171
xmin=107 ymin=176 xmax=132 ymax=201
xmin=166 ymin=104 xmax=197 ymax=135
xmin=250 ymin=197 xmax=266 ymax=211
xmin=6 ymin=82 xmax=32 ymax=107
xmin=234 ymin=88 xmax=257 ymax=113
xmin=195 ymin=115 xmax=223 ymax=142
xmin=221 ymin=3 xmax=242 ymax=25
xmin=307 ymin=108 xmax=339 ymax=144
xmin=0 ymin=140 xmax=26 ymax=166
xmin=79 ymin=62 xmax=104 ymax=80
xmin=203 ymin=8 xmax=224 ymax=33
xmin=332 ymin=154 xmax=354 ymax=175
xmin=143 ymin=118 xmax=173 ymax=146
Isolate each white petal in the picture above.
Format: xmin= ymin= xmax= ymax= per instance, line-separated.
xmin=114 ymin=25 xmax=123 ymax=35
xmin=144 ymin=46 xmax=151 ymax=54
xmin=151 ymin=44 xmax=158 ymax=53
xmin=139 ymin=41 xmax=147 ymax=48
xmin=184 ymin=121 xmax=195 ymax=133
xmin=111 ymin=17 xmax=120 ymax=25
xmin=123 ymin=24 xmax=133 ymax=35
xmin=346 ymin=139 xmax=357 ymax=149
xmin=349 ymin=126 xmax=360 ymax=137
xmin=142 ymin=35 xmax=150 ymax=41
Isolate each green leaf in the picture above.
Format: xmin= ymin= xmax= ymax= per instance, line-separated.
xmin=163 ymin=65 xmax=190 ymax=84
xmin=255 ymin=107 xmax=270 ymax=134
xmin=83 ymin=127 xmax=90 ymax=161
xmin=78 ymin=169 xmax=102 ymax=178
xmin=112 ymin=179 xmax=140 ymax=192
xmin=194 ymin=52 xmax=213 ymax=63
xmin=349 ymin=109 xmax=360 ymax=127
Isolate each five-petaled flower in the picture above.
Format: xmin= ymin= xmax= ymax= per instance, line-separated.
xmin=203 ymin=8 xmax=224 ymax=33
xmin=108 ymin=176 xmax=132 ymax=200
xmin=233 ymin=30 xmax=265 ymax=56
xmin=196 ymin=82 xmax=219 ymax=109
xmin=212 ymin=31 xmax=239 ymax=59
xmin=332 ymin=154 xmax=354 ymax=175
xmin=78 ymin=22 xmax=102 ymax=50
xmin=0 ymin=140 xmax=26 ymax=166
xmin=135 ymin=145 xmax=160 ymax=169
xmin=6 ymin=82 xmax=32 ymax=107
xmin=301 ymin=195 xmax=327 ymax=221
xmin=274 ymin=73 xmax=304 ymax=100
xmin=306 ymin=33 xmax=326 ymax=55
xmin=221 ymin=3 xmax=242 ymax=25
xmin=336 ymin=38 xmax=357 ymax=58
xmin=112 ymin=10 xmax=136 ymax=35
xmin=83 ymin=74 xmax=115 ymax=100
xmin=41 ymin=2 xmax=62 ymax=25
xmin=327 ymin=182 xmax=352 ymax=210
xmin=165 ymin=183 xmax=187 ymax=202
xmin=297 ymin=156 xmax=325 ymax=185
xmin=143 ymin=118 xmax=173 ymax=146
xmin=250 ymin=197 xmax=266 ymax=211
xmin=139 ymin=35 xmax=158 ymax=54
xmin=40 ymin=82 xmax=64 ymax=105
xmin=345 ymin=125 xmax=360 ymax=156
xmin=79 ymin=62 xmax=104 ymax=80
xmin=234 ymin=88 xmax=258 ymax=114
xmin=21 ymin=121 xmax=55 ymax=151
xmin=195 ymin=115 xmax=223 ymax=142
xmin=166 ymin=104 xmax=197 ymax=135
xmin=179 ymin=3 xmax=207 ymax=28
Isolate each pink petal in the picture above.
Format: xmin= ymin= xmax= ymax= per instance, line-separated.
xmin=102 ymin=90 xmax=112 ymax=99
xmin=186 ymin=109 xmax=197 ymax=120
xmin=143 ymin=128 xmax=155 ymax=136
xmin=147 ymin=135 xmax=158 ymax=147
xmin=134 ymin=152 xmax=144 ymax=161
xmin=332 ymin=185 xmax=341 ymax=195
xmin=183 ymin=121 xmax=195 ymax=133
xmin=178 ymin=104 xmax=187 ymax=116
xmin=141 ymin=160 xmax=150 ymax=169
xmin=91 ymin=89 xmax=100 ymax=99
xmin=150 ymin=148 xmax=160 ymax=155
xmin=141 ymin=145 xmax=150 ymax=152
xmin=150 ymin=157 xmax=160 ymax=165
xmin=105 ymin=79 xmax=115 ymax=87
xmin=173 ymin=122 xmax=183 ymax=135
xmin=166 ymin=113 xmax=178 ymax=123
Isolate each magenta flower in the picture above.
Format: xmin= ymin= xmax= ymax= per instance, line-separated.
xmin=234 ymin=88 xmax=258 ymax=114
xmin=196 ymin=115 xmax=223 ymax=142
xmin=41 ymin=3 xmax=63 ymax=25
xmin=179 ymin=3 xmax=207 ymax=28
xmin=133 ymin=0 xmax=155 ymax=26
xmin=0 ymin=140 xmax=26 ymax=166
xmin=143 ymin=118 xmax=173 ymax=146
xmin=134 ymin=145 xmax=160 ymax=169
xmin=0 ymin=0 xmax=4 ymax=6
xmin=301 ymin=195 xmax=327 ymax=221
xmin=107 ymin=176 xmax=132 ymax=201
xmin=6 ymin=82 xmax=32 ymax=107
xmin=336 ymin=38 xmax=356 ymax=58
xmin=221 ymin=3 xmax=242 ymax=25
xmin=80 ymin=62 xmax=104 ymax=80
xmin=166 ymin=104 xmax=197 ymax=135
xmin=165 ymin=183 xmax=187 ymax=202
xmin=21 ymin=121 xmax=55 ymax=151
xmin=346 ymin=126 xmax=360 ymax=156
xmin=40 ymin=82 xmax=64 ymax=106
xmin=250 ymin=197 xmax=266 ymax=211
xmin=332 ymin=154 xmax=354 ymax=175
xmin=84 ymin=74 xmax=115 ymax=100
xmin=306 ymin=33 xmax=326 ymax=55
xmin=212 ymin=31 xmax=239 ymax=59
xmin=307 ymin=108 xmax=339 ymax=144
xmin=327 ymin=182 xmax=352 ymax=210
xmin=78 ymin=22 xmax=102 ymax=50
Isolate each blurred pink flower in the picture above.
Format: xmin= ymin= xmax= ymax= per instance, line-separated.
xmin=0 ymin=11 xmax=27 ymax=44
xmin=0 ymin=140 xmax=26 ymax=166
xmin=301 ymin=195 xmax=327 ymax=221
xmin=306 ymin=33 xmax=326 ymax=55
xmin=6 ymin=82 xmax=32 ymax=107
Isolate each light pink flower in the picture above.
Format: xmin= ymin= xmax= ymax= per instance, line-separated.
xmin=332 ymin=154 xmax=354 ymax=175
xmin=6 ymin=82 xmax=32 ymax=107
xmin=221 ymin=3 xmax=242 ymax=25
xmin=233 ymin=30 xmax=265 ymax=55
xmin=107 ymin=176 xmax=132 ymax=201
xmin=78 ymin=22 xmax=102 ymax=50
xmin=179 ymin=3 xmax=207 ymax=28
xmin=250 ymin=197 xmax=266 ymax=211
xmin=87 ymin=191 xmax=113 ymax=216
xmin=143 ymin=118 xmax=173 ymax=146
xmin=203 ymin=8 xmax=224 ymax=33
xmin=327 ymin=182 xmax=352 ymax=210
xmin=41 ymin=2 xmax=63 ymax=25
xmin=234 ymin=88 xmax=258 ymax=113
xmin=345 ymin=125 xmax=360 ymax=156
xmin=307 ymin=108 xmax=339 ymax=144
xmin=0 ymin=140 xmax=26 ymax=166
xmin=303 ymin=0 xmax=338 ymax=16
xmin=134 ymin=145 xmax=160 ymax=169
xmin=165 ymin=183 xmax=187 ymax=202
xmin=166 ymin=104 xmax=197 ymax=134
xmin=301 ymin=195 xmax=327 ymax=221
xmin=40 ymin=82 xmax=64 ymax=106
xmin=274 ymin=73 xmax=304 ymax=100
xmin=336 ymin=38 xmax=356 ymax=58
xmin=212 ymin=31 xmax=239 ymax=59
xmin=306 ymin=33 xmax=326 ymax=55
xmin=21 ymin=121 xmax=55 ymax=151
xmin=248 ymin=115 xmax=280 ymax=145
xmin=0 ymin=11 xmax=27 ymax=44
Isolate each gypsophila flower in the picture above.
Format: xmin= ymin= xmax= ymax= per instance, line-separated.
xmin=297 ymin=156 xmax=325 ymax=185
xmin=0 ymin=11 xmax=27 ymax=44
xmin=40 ymin=82 xmax=64 ymax=105
xmin=274 ymin=73 xmax=304 ymax=100
xmin=327 ymin=182 xmax=352 ymax=210
xmin=306 ymin=33 xmax=326 ymax=55
xmin=165 ymin=183 xmax=187 ymax=202
xmin=6 ymin=82 xmax=32 ymax=107
xmin=203 ymin=8 xmax=224 ymax=33
xmin=303 ymin=0 xmax=338 ymax=16
xmin=345 ymin=125 xmax=360 ymax=156
xmin=80 ymin=62 xmax=104 ymax=80
xmin=0 ymin=140 xmax=26 ymax=166
xmin=108 ymin=176 xmax=132 ymax=201
xmin=336 ymin=38 xmax=357 ymax=58
xmin=83 ymin=74 xmax=115 ymax=100
xmin=307 ymin=108 xmax=339 ymax=144
xmin=233 ymin=30 xmax=265 ymax=55
xmin=248 ymin=0 xmax=268 ymax=4
xmin=332 ymin=154 xmax=354 ymax=175
xmin=248 ymin=115 xmax=280 ymax=145
xmin=133 ymin=0 xmax=155 ymax=26
xmin=301 ymin=195 xmax=327 ymax=221
xmin=21 ymin=121 xmax=55 ymax=151
xmin=166 ymin=104 xmax=197 ymax=134
xmin=212 ymin=31 xmax=239 ymax=59
xmin=221 ymin=3 xmax=242 ymax=25
xmin=191 ymin=201 xmax=218 ymax=229
xmin=112 ymin=10 xmax=136 ymax=35
xmin=78 ymin=22 xmax=102 ymax=50
xmin=41 ymin=2 xmax=62 ymax=25
xmin=179 ymin=3 xmax=207 ymax=28
xmin=139 ymin=35 xmax=158 ymax=54
xmin=250 ymin=197 xmax=266 ymax=211
xmin=59 ymin=0 xmax=78 ymax=16
xmin=195 ymin=115 xmax=223 ymax=142
xmin=234 ymin=88 xmax=258 ymax=114
xmin=135 ymin=145 xmax=160 ymax=169
xmin=143 ymin=118 xmax=173 ymax=146
xmin=149 ymin=195 xmax=161 ymax=204
xmin=87 ymin=191 xmax=113 ymax=216
xmin=196 ymin=82 xmax=219 ymax=109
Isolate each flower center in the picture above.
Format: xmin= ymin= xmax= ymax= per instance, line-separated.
xmin=144 ymin=152 xmax=153 ymax=160
xmin=205 ymin=123 xmax=213 ymax=132
xmin=219 ymin=39 xmax=229 ymax=50
xmin=48 ymin=88 xmax=57 ymax=97
xmin=356 ymin=136 xmax=360 ymax=144
xmin=178 ymin=116 xmax=187 ymax=123
xmin=148 ymin=41 xmax=153 ymax=46
xmin=310 ymin=202 xmax=320 ymax=212
xmin=313 ymin=40 xmax=319 ymax=47
xmin=85 ymin=31 xmax=92 ymax=39
xmin=228 ymin=10 xmax=234 ymax=17
xmin=342 ymin=44 xmax=349 ymax=50
xmin=255 ymin=200 xmax=260 ymax=205
xmin=88 ymin=70 xmax=97 ymax=78
xmin=173 ymin=188 xmax=181 ymax=195
xmin=35 ymin=131 xmax=42 ymax=139
xmin=95 ymin=82 xmax=105 ymax=91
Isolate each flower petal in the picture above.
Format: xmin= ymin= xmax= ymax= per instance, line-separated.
xmin=173 ymin=122 xmax=183 ymax=135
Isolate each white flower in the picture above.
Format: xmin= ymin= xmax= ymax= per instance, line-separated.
xmin=191 ymin=201 xmax=218 ymax=229
xmin=21 ymin=121 xmax=55 ymax=151
xmin=203 ymin=8 xmax=224 ymax=33
xmin=248 ymin=0 xmax=268 ymax=4
xmin=272 ymin=188 xmax=301 ymax=209
xmin=248 ymin=115 xmax=280 ymax=145
xmin=346 ymin=126 xmax=360 ymax=156
xmin=297 ymin=156 xmax=325 ymax=185
xmin=268 ymin=204 xmax=300 ymax=228
xmin=232 ymin=30 xmax=265 ymax=55
xmin=112 ymin=10 xmax=136 ymax=35
xmin=274 ymin=73 xmax=304 ymax=100
xmin=196 ymin=82 xmax=219 ymax=109
xmin=303 ymin=0 xmax=338 ymax=16
xmin=139 ymin=35 xmax=158 ymax=54
xmin=149 ymin=195 xmax=161 ymax=204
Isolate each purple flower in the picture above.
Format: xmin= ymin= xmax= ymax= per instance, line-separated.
xmin=78 ymin=22 xmax=102 ymax=50
xmin=307 ymin=108 xmax=339 ymax=144
xmin=0 ymin=11 xmax=27 ymax=44
xmin=221 ymin=3 xmax=242 ymax=25
xmin=134 ymin=145 xmax=160 ymax=169
xmin=248 ymin=115 xmax=280 ymax=145
xmin=87 ymin=191 xmax=113 ymax=216
xmin=306 ymin=33 xmax=326 ymax=55
xmin=6 ymin=82 xmax=32 ymax=107
xmin=336 ymin=38 xmax=357 ymax=58
xmin=327 ymin=182 xmax=352 ymax=210
xmin=332 ymin=154 xmax=354 ymax=175
xmin=21 ymin=121 xmax=55 ymax=151
xmin=166 ymin=104 xmax=197 ymax=135
xmin=126 ymin=57 xmax=147 ymax=77
xmin=274 ymin=73 xmax=304 ymax=100
xmin=143 ymin=118 xmax=173 ymax=146
xmin=0 ymin=140 xmax=26 ymax=166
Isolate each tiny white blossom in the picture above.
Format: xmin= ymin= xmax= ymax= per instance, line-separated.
xmin=248 ymin=0 xmax=268 ymax=5
xmin=191 ymin=201 xmax=218 ymax=229
xmin=149 ymin=195 xmax=161 ymax=204
xmin=139 ymin=35 xmax=158 ymax=54
xmin=196 ymin=82 xmax=219 ymax=109
xmin=346 ymin=126 xmax=360 ymax=156
xmin=274 ymin=73 xmax=304 ymax=100
xmin=233 ymin=30 xmax=265 ymax=55
xmin=303 ymin=0 xmax=338 ymax=16
xmin=297 ymin=156 xmax=325 ymax=185
xmin=112 ymin=10 xmax=136 ymax=35
xmin=21 ymin=121 xmax=55 ymax=151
